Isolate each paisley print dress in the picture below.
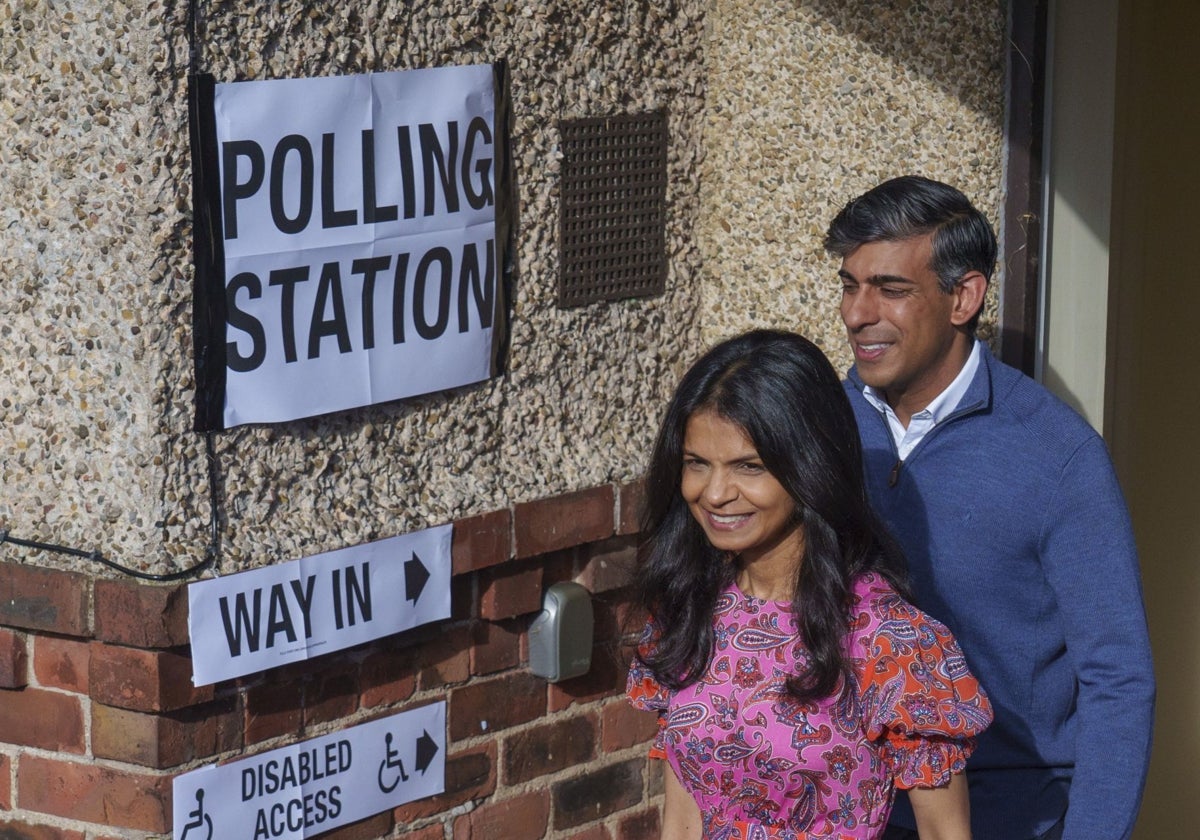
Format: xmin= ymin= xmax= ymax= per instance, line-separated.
xmin=626 ymin=573 xmax=992 ymax=840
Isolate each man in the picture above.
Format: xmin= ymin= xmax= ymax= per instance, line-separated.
xmin=825 ymin=176 xmax=1154 ymax=840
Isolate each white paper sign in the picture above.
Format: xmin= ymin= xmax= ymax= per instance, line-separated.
xmin=205 ymin=64 xmax=504 ymax=427
xmin=173 ymin=702 xmax=446 ymax=840
xmin=187 ymin=525 xmax=451 ymax=686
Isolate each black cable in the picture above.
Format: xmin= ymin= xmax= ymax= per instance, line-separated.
xmin=0 ymin=429 xmax=223 ymax=583
xmin=203 ymin=431 xmax=222 ymax=574
xmin=186 ymin=0 xmax=200 ymax=74
xmin=0 ymin=432 xmax=222 ymax=582
xmin=0 ymin=432 xmax=221 ymax=581
xmin=0 ymin=528 xmax=214 ymax=583
xmin=0 ymin=0 xmax=222 ymax=584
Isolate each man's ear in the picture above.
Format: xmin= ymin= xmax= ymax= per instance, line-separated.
xmin=950 ymin=272 xmax=988 ymax=327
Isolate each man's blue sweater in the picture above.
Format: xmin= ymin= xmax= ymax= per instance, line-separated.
xmin=845 ymin=343 xmax=1155 ymax=840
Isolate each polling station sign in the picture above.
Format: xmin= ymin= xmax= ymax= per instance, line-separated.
xmin=189 ymin=63 xmax=513 ymax=430
xmin=173 ymin=702 xmax=445 ymax=840
xmin=187 ymin=525 xmax=451 ymax=686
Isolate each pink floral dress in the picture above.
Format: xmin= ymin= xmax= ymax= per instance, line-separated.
xmin=626 ymin=573 xmax=992 ymax=840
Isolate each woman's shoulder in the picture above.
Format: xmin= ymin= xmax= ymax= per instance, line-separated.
xmin=846 ymin=573 xmax=975 ymax=680
xmin=847 ymin=572 xmax=942 ymax=642
xmin=848 ymin=571 xmax=904 ymax=612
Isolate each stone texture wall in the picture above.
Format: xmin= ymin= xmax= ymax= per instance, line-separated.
xmin=699 ymin=0 xmax=1008 ymax=369
xmin=0 ymin=1 xmax=1008 ymax=577
xmin=0 ymin=0 xmax=707 ymax=577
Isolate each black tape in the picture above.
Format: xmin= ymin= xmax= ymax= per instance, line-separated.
xmin=490 ymin=59 xmax=515 ymax=379
xmin=189 ymin=72 xmax=229 ymax=432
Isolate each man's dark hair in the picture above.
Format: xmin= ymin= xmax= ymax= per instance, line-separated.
xmin=824 ymin=175 xmax=997 ymax=331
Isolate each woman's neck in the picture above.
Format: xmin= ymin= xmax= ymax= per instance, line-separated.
xmin=734 ymin=525 xmax=804 ymax=601
xmin=735 ymin=554 xmax=799 ymax=602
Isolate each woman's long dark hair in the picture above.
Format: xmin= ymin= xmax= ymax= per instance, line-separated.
xmin=633 ymin=329 xmax=907 ymax=704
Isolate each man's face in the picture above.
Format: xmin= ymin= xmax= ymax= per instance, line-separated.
xmin=838 ymin=235 xmax=969 ymax=418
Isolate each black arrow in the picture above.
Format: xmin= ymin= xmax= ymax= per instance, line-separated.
xmin=404 ymin=552 xmax=430 ymax=604
xmin=415 ymin=730 xmax=439 ymax=773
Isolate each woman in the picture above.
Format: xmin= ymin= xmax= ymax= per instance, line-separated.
xmin=626 ymin=330 xmax=992 ymax=840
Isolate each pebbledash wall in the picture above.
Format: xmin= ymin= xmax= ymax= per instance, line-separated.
xmin=0 ymin=1 xmax=1006 ymax=838
xmin=698 ymin=0 xmax=1007 ymax=362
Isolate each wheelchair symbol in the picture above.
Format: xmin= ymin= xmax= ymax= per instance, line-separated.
xmin=377 ymin=732 xmax=410 ymax=793
xmin=180 ymin=788 xmax=213 ymax=840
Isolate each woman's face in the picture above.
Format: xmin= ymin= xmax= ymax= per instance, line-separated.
xmin=680 ymin=409 xmax=803 ymax=567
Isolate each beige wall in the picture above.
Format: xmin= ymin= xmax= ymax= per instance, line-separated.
xmin=1108 ymin=0 xmax=1200 ymax=833
xmin=698 ymin=0 xmax=1007 ymax=369
xmin=0 ymin=1 xmax=708 ymax=575
xmin=0 ymin=1 xmax=1010 ymax=578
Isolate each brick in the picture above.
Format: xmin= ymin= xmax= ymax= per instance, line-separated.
xmin=18 ymin=755 xmax=172 ymax=832
xmin=549 ymin=643 xmax=625 ymax=712
xmin=92 ymin=697 xmax=242 ymax=768
xmin=502 ymin=714 xmax=596 ymax=785
xmin=470 ymin=619 xmax=520 ymax=675
xmin=518 ymin=625 xmax=530 ymax=664
xmin=0 ymin=561 xmax=90 ymax=636
xmin=591 ymin=592 xmax=630 ymax=644
xmin=615 ymin=599 xmax=650 ymax=645
xmin=552 ymin=758 xmax=643 ymax=829
xmin=0 ymin=687 xmax=84 ymax=752
xmin=89 ymin=643 xmax=212 ymax=712
xmin=451 ymin=573 xmax=475 ymax=621
xmin=90 ymin=705 xmax=160 ymax=765
xmin=244 ymin=677 xmax=304 ymax=745
xmin=0 ymin=821 xmax=84 ymax=840
xmin=452 ymin=509 xmax=511 ymax=575
xmin=576 ymin=538 xmax=637 ymax=595
xmin=617 ymin=807 xmax=660 ymax=840
xmin=397 ymin=824 xmax=446 ymax=840
xmin=478 ymin=563 xmax=543 ymax=621
xmin=32 ymin=634 xmax=90 ymax=693
xmin=616 ymin=478 xmax=646 ymax=536
xmin=416 ymin=625 xmax=471 ymax=691
xmin=94 ymin=577 xmax=188 ymax=647
xmin=568 ymin=826 xmax=611 ymax=840
xmin=304 ymin=660 xmax=360 ymax=727
xmin=604 ymin=700 xmax=662 ymax=753
xmin=539 ymin=548 xmax=580 ymax=588
xmin=646 ymin=756 xmax=665 ymax=797
xmin=449 ymin=671 xmax=546 ymax=741
xmin=0 ymin=753 xmax=10 ymax=810
xmin=452 ymin=790 xmax=549 ymax=840
xmin=311 ymin=810 xmax=394 ymax=839
xmin=360 ymin=644 xmax=417 ymax=709
xmin=514 ymin=486 xmax=615 ymax=559
xmin=0 ymin=628 xmax=28 ymax=688
xmin=395 ymin=741 xmax=495 ymax=821
xmin=601 ymin=699 xmax=659 ymax=754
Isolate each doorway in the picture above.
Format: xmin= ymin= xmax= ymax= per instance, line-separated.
xmin=1107 ymin=0 xmax=1200 ymax=834
xmin=1044 ymin=0 xmax=1200 ymax=834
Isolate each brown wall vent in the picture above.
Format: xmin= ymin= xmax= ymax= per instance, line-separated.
xmin=557 ymin=111 xmax=668 ymax=308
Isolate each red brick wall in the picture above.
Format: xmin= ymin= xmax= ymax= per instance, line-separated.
xmin=0 ymin=480 xmax=663 ymax=839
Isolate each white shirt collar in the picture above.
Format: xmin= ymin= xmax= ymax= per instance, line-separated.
xmin=861 ymin=340 xmax=982 ymax=458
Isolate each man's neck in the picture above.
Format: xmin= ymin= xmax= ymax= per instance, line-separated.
xmin=882 ymin=337 xmax=977 ymax=428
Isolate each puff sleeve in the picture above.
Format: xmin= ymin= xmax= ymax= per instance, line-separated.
xmin=851 ymin=574 xmax=993 ymax=790
xmin=625 ymin=622 xmax=670 ymax=759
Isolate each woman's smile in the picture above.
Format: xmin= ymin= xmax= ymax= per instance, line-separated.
xmin=681 ymin=409 xmax=804 ymax=568
xmin=700 ymin=509 xmax=753 ymax=529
